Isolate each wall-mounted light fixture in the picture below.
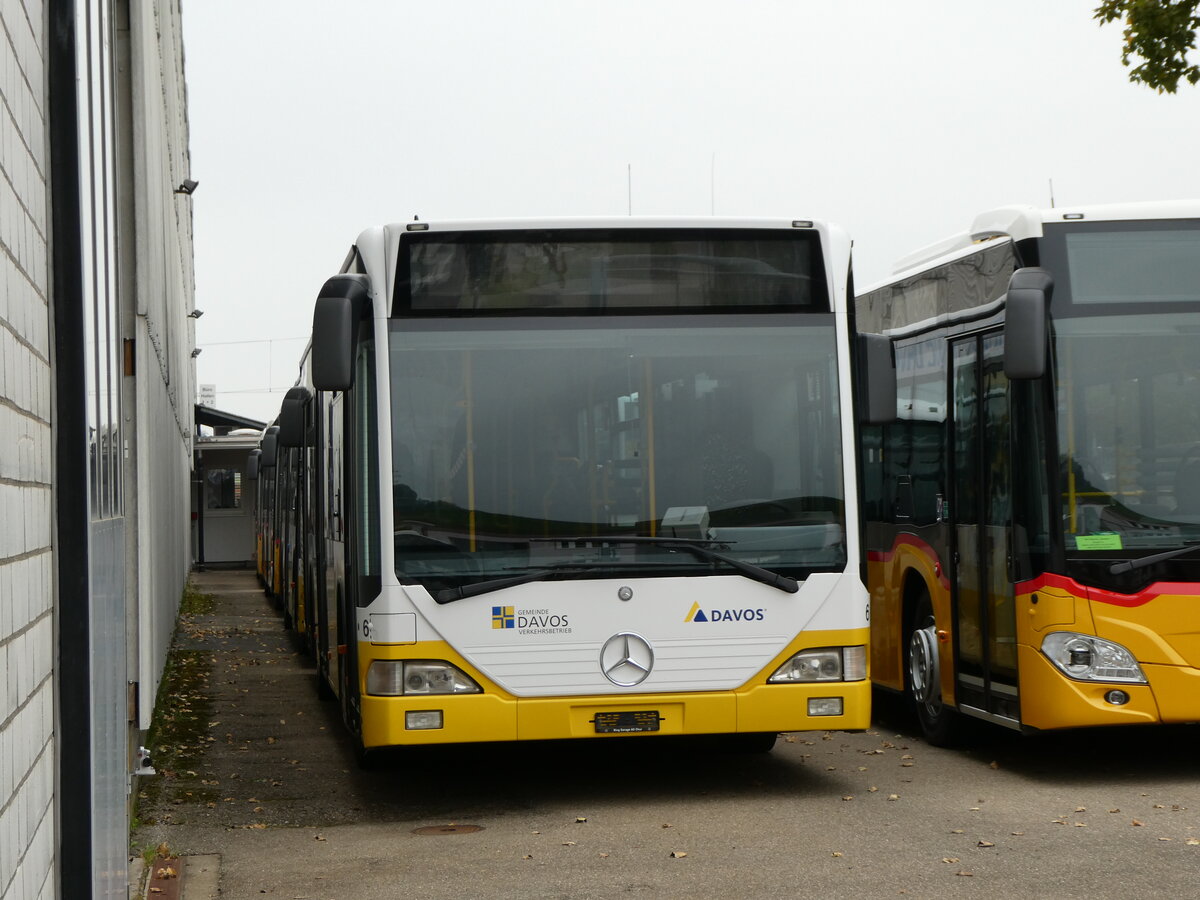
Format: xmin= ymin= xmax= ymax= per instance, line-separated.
xmin=190 ymin=348 xmax=202 ymax=358
xmin=175 ymin=179 xmax=199 ymax=195
xmin=188 ymin=309 xmax=204 ymax=319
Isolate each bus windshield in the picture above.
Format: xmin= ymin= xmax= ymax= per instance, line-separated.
xmin=1056 ymin=311 xmax=1200 ymax=555
xmin=387 ymin=316 xmax=845 ymax=592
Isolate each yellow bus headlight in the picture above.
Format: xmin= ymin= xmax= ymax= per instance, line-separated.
xmin=768 ymin=646 xmax=867 ymax=683
xmin=1041 ymin=632 xmax=1147 ymax=684
xmin=366 ymin=660 xmax=482 ymax=696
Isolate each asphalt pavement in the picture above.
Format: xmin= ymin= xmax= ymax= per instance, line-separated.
xmin=131 ymin=568 xmax=1200 ymax=900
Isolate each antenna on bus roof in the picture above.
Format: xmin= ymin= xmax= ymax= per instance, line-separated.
xmin=1048 ymin=179 xmax=1056 ymax=209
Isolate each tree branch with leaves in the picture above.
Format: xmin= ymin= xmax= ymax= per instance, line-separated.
xmin=1096 ymin=0 xmax=1200 ymax=92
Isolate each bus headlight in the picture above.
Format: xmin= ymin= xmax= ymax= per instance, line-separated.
xmin=366 ymin=660 xmax=482 ymax=696
xmin=1041 ymin=633 xmax=1147 ymax=684
xmin=768 ymin=646 xmax=867 ymax=683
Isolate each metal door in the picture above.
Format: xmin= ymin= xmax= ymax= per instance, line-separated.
xmin=951 ymin=332 xmax=1019 ymax=724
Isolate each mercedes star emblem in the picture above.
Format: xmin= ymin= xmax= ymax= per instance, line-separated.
xmin=600 ymin=632 xmax=654 ymax=686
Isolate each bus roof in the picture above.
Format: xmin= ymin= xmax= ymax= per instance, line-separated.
xmin=887 ymin=199 xmax=1200 ymax=282
xmin=376 ymin=216 xmax=833 ymax=236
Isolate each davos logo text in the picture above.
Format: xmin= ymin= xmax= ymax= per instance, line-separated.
xmin=685 ymin=601 xmax=765 ymax=623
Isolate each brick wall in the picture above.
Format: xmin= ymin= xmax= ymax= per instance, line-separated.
xmin=0 ymin=0 xmax=57 ymax=895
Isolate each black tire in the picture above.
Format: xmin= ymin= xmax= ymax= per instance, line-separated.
xmin=906 ymin=592 xmax=961 ymax=746
xmin=315 ymin=669 xmax=336 ymax=701
xmin=353 ymin=737 xmax=383 ymax=771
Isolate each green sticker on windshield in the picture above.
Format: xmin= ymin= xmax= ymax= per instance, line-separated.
xmin=1074 ymin=533 xmax=1123 ymax=550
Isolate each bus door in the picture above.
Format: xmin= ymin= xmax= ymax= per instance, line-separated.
xmin=322 ymin=392 xmax=344 ymax=699
xmin=950 ymin=331 xmax=1019 ymax=726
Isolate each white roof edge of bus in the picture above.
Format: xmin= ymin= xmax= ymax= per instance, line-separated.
xmin=882 ymin=199 xmax=1200 ymax=286
xmin=378 ymin=216 xmax=831 ymax=233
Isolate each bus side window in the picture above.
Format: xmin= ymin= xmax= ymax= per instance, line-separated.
xmin=892 ymin=342 xmax=947 ymax=526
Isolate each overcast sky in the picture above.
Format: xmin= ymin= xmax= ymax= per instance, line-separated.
xmin=182 ymin=0 xmax=1200 ymax=424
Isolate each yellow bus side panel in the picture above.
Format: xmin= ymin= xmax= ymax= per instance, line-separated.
xmin=1140 ymin=663 xmax=1200 ymax=722
xmin=868 ymin=540 xmax=953 ymax=706
xmin=866 ymin=554 xmax=903 ymax=691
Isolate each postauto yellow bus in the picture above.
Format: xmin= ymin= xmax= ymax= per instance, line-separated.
xmin=857 ymin=201 xmax=1200 ymax=742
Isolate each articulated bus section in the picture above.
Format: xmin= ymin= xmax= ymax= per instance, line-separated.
xmin=251 ymin=217 xmax=877 ymax=760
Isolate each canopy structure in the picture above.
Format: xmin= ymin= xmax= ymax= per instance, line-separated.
xmin=194 ymin=404 xmax=266 ymax=435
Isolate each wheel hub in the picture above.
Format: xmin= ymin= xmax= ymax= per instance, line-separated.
xmin=908 ymin=624 xmax=939 ymax=705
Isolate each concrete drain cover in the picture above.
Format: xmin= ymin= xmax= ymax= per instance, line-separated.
xmin=412 ymin=824 xmax=485 ymax=835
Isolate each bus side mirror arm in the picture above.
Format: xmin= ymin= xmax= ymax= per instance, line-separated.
xmin=1004 ymin=267 xmax=1052 ymax=380
xmin=858 ymin=332 xmax=896 ymax=425
xmin=312 ymin=274 xmax=371 ymax=391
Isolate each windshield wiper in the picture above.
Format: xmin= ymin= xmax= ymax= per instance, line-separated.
xmin=434 ymin=565 xmax=595 ymax=604
xmin=532 ymin=535 xmax=800 ymax=594
xmin=1108 ymin=540 xmax=1200 ymax=575
xmin=434 ymin=536 xmax=801 ymax=603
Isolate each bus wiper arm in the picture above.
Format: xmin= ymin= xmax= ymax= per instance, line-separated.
xmin=1109 ymin=541 xmax=1200 ymax=575
xmin=434 ymin=565 xmax=592 ymax=604
xmin=532 ymin=536 xmax=800 ymax=594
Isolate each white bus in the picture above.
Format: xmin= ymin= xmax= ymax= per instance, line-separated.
xmin=276 ymin=217 xmax=876 ymax=763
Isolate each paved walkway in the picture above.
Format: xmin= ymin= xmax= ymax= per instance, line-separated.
xmin=132 ymin=568 xmax=366 ymax=899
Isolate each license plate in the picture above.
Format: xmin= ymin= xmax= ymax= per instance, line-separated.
xmin=593 ymin=710 xmax=661 ymax=733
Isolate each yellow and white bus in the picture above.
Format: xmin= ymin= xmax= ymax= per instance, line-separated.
xmin=858 ymin=201 xmax=1200 ymax=742
xmin=277 ymin=217 xmax=875 ymax=763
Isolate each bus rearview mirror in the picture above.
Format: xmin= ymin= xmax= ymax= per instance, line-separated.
xmin=858 ymin=332 xmax=896 ymax=425
xmin=1004 ymin=267 xmax=1052 ymax=380
xmin=277 ymin=387 xmax=310 ymax=448
xmin=312 ymin=274 xmax=371 ymax=391
xmin=259 ymin=427 xmax=279 ymax=469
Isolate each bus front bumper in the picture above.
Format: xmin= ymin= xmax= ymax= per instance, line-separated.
xmin=359 ymin=679 xmax=871 ymax=749
xmin=1018 ymin=646 xmax=1200 ymax=729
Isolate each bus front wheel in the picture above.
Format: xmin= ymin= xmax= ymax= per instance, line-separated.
xmin=906 ymin=596 xmax=960 ymax=745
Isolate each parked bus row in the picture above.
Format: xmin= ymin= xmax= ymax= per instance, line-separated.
xmin=248 ymin=217 xmax=884 ymax=763
xmin=248 ymin=201 xmax=1200 ymax=760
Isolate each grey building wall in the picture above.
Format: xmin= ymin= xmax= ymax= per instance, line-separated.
xmin=124 ymin=0 xmax=195 ymax=735
xmin=1 ymin=0 xmax=195 ymax=896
